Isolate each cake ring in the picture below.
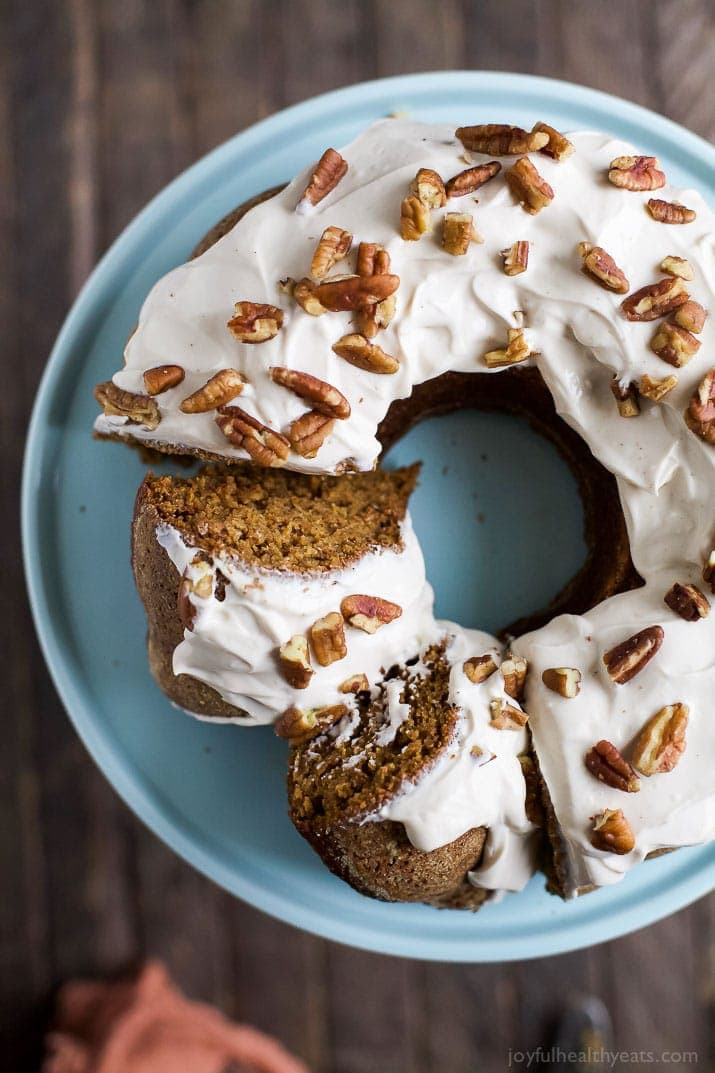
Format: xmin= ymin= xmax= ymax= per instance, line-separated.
xmin=95 ymin=120 xmax=715 ymax=906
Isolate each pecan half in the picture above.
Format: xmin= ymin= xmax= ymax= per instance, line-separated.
xmin=650 ymin=322 xmax=700 ymax=367
xmin=356 ymin=242 xmax=390 ymax=277
xmin=94 ymin=381 xmax=161 ymax=429
xmin=442 ymin=212 xmax=481 ymax=255
xmin=278 ymin=635 xmax=313 ymax=689
xmin=332 ymin=334 xmax=399 ymax=374
xmin=445 ymin=161 xmax=501 ymax=197
xmin=483 ymin=327 xmax=533 ymax=369
xmin=501 ymin=241 xmax=530 ymax=276
xmin=316 ymin=273 xmax=400 ymax=312
xmin=585 ymin=740 xmax=640 ymax=792
xmin=143 ymin=364 xmax=185 ymax=395
xmin=639 ymin=373 xmax=678 ymax=403
xmin=647 ymin=199 xmax=696 ymax=224
xmin=227 ymin=301 xmax=284 ymax=343
xmin=603 ymin=625 xmax=664 ymax=684
xmin=355 ymin=245 xmax=395 ymax=337
xmin=590 ymin=809 xmax=635 ymax=854
xmin=177 ymin=558 xmax=214 ymax=632
xmin=703 ymin=551 xmax=715 ymax=594
xmin=340 ymin=594 xmax=402 ymax=633
xmin=610 ymin=378 xmax=640 ymax=418
xmin=463 ymin=654 xmax=498 ymax=684
xmin=685 ymin=368 xmax=715 ymax=445
xmin=501 ymin=656 xmax=528 ymax=700
xmin=505 ymin=157 xmax=554 ymax=214
xmin=621 ymin=277 xmax=689 ymax=321
xmin=299 ymin=148 xmax=348 ymax=207
xmin=288 ymin=410 xmax=335 ymax=458
xmin=400 ymin=194 xmax=431 ymax=240
xmin=215 ymin=406 xmax=290 ymax=466
xmin=578 ymin=243 xmax=629 ymax=294
xmin=664 ymin=581 xmax=710 ymax=621
xmin=310 ymin=611 xmax=347 ymax=666
xmin=456 ymin=124 xmax=549 ymax=155
xmin=672 ymin=300 xmax=707 ymax=334
xmin=489 ymin=698 xmax=528 ymax=730
xmin=608 ymin=155 xmax=666 ymax=191
xmin=532 ymin=122 xmax=574 ymax=161
xmin=541 ymin=667 xmax=581 ymax=698
xmin=180 ymin=369 xmax=245 ymax=413
xmin=339 ymin=673 xmax=369 ymax=694
xmin=275 ymin=703 xmax=348 ymax=743
xmin=310 ymin=226 xmax=353 ymax=280
xmin=410 ymin=167 xmax=447 ymax=208
xmin=632 ymin=703 xmax=689 ymax=776
xmin=660 ymin=255 xmax=694 ymax=281
xmin=270 ymin=367 xmax=350 ymax=420
xmin=293 ymin=278 xmax=327 ymax=316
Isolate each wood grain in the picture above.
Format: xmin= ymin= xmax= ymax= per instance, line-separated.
xmin=3 ymin=1 xmax=713 ymax=1071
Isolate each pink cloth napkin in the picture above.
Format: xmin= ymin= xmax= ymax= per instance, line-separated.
xmin=42 ymin=961 xmax=310 ymax=1073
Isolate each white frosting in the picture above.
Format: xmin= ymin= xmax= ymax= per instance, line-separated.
xmin=110 ymin=120 xmax=715 ymax=894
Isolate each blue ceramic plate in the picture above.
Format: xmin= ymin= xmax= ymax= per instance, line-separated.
xmin=23 ymin=72 xmax=714 ymax=961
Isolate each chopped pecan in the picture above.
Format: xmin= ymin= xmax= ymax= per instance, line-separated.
xmin=650 ymin=322 xmax=700 ymax=367
xmin=664 ymin=581 xmax=710 ymax=621
xmin=621 ymin=277 xmax=689 ymax=321
xmin=703 ymin=551 xmax=715 ymax=594
xmin=94 ymin=381 xmax=161 ymax=430
xmin=532 ymin=121 xmax=574 ymax=161
xmin=505 ymin=157 xmax=554 ymax=214
xmin=608 ymin=155 xmax=666 ymax=191
xmin=610 ymin=378 xmax=640 ymax=418
xmin=289 ymin=410 xmax=335 ymax=458
xmin=400 ymin=194 xmax=431 ymax=240
xmin=410 ymin=167 xmax=447 ymax=208
xmin=332 ymin=334 xmax=399 ymax=374
xmin=501 ymin=241 xmax=530 ymax=276
xmin=463 ymin=654 xmax=498 ymax=684
xmin=445 ymin=161 xmax=501 ymax=197
xmin=310 ymin=226 xmax=353 ymax=280
xmin=179 ymin=369 xmax=245 ymax=413
xmin=660 ymin=255 xmax=693 ymax=281
xmin=299 ymin=148 xmax=348 ymax=207
xmin=177 ymin=557 xmax=214 ymax=632
xmin=489 ymin=698 xmax=528 ymax=730
xmin=647 ymin=199 xmax=696 ymax=224
xmin=227 ymin=301 xmax=284 ymax=343
xmin=339 ymin=673 xmax=369 ymax=694
xmin=143 ymin=364 xmax=185 ymax=396
xmin=340 ymin=594 xmax=402 ymax=633
xmin=578 ymin=243 xmax=629 ymax=294
xmin=355 ymin=244 xmax=395 ymax=337
xmin=442 ymin=212 xmax=481 ymax=255
xmin=685 ymin=368 xmax=715 ymax=445
xmin=541 ymin=667 xmax=581 ymax=698
xmin=215 ymin=405 xmax=290 ymax=466
xmin=639 ymin=373 xmax=678 ymax=402
xmin=278 ymin=635 xmax=313 ymax=689
xmin=293 ymin=278 xmax=327 ymax=316
xmin=483 ymin=327 xmax=533 ymax=369
xmin=356 ymin=242 xmax=389 ymax=277
xmin=585 ymin=740 xmax=640 ymax=793
xmin=632 ymin=703 xmax=689 ymax=776
xmin=310 ymin=611 xmax=347 ymax=666
xmin=275 ymin=703 xmax=348 ymax=743
xmin=603 ymin=625 xmax=664 ymax=684
xmin=456 ymin=124 xmax=549 ymax=155
xmin=590 ymin=809 xmax=635 ymax=855
xmin=501 ymin=656 xmax=528 ymax=700
xmin=316 ymin=273 xmax=400 ymax=312
xmin=672 ymin=300 xmax=707 ymax=334
xmin=270 ymin=366 xmax=350 ymax=420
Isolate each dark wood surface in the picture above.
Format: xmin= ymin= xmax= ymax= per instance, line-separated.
xmin=3 ymin=1 xmax=714 ymax=1070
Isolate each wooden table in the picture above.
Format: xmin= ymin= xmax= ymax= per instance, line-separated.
xmin=3 ymin=2 xmax=713 ymax=1069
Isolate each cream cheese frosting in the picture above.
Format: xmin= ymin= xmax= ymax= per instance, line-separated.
xmin=110 ymin=118 xmax=715 ymax=895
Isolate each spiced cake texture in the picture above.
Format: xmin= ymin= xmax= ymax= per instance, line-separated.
xmin=287 ymin=643 xmax=489 ymax=906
